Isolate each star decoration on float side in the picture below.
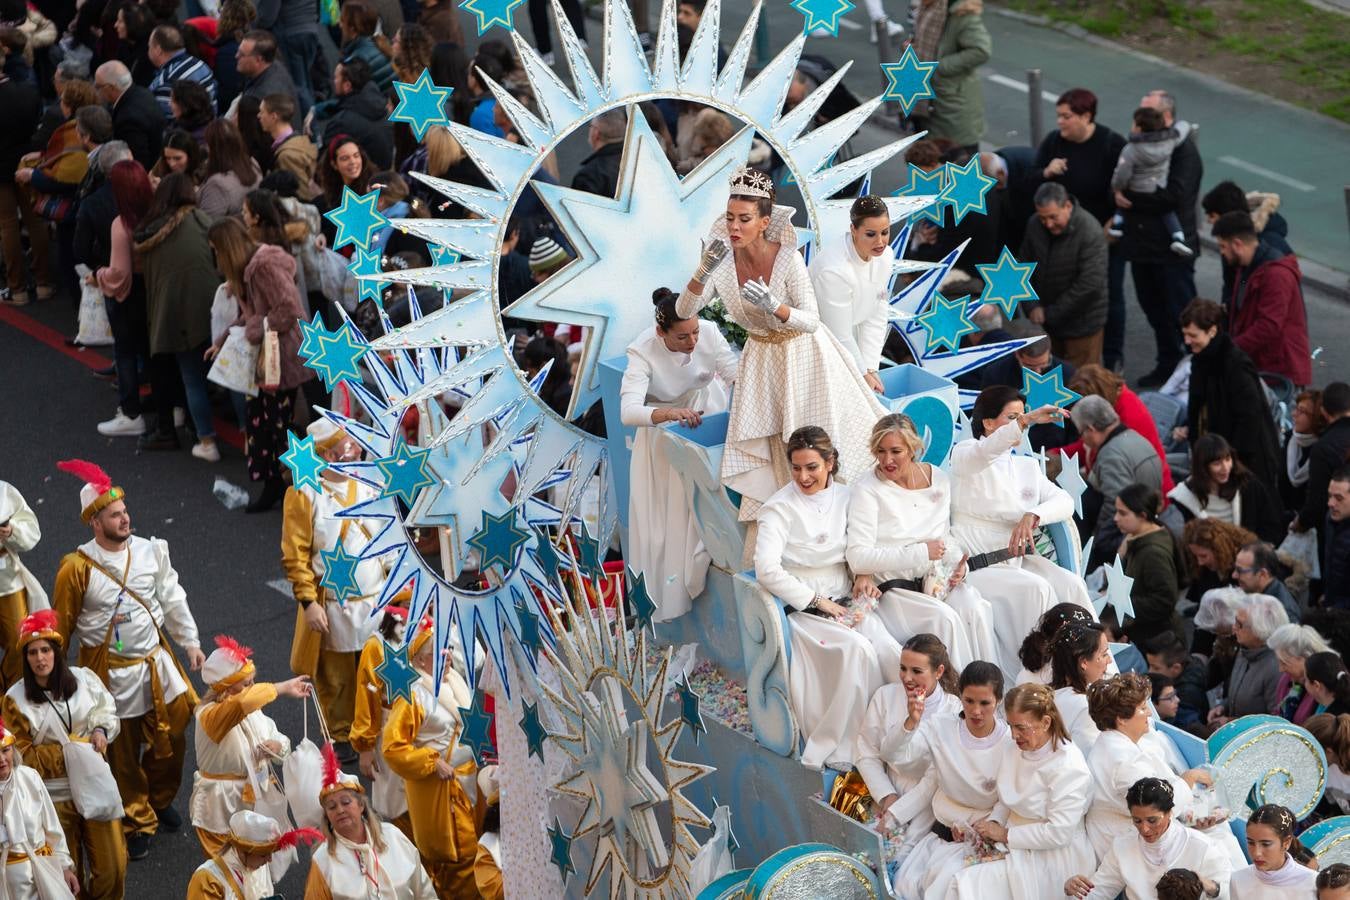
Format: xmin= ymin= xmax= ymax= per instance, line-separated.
xmin=677 ymin=673 xmax=707 ymax=744
xmin=305 ymin=321 xmax=368 ymax=388
xmin=513 ymin=594 xmax=546 ymax=659
xmin=1055 ymin=449 xmax=1088 ymax=519
xmin=375 ymin=437 xmax=436 ymax=506
xmin=895 ymin=164 xmax=946 ymax=227
xmin=626 ymin=569 xmax=657 ymax=632
xmin=389 ymin=69 xmax=453 ymax=140
xmin=547 ymin=817 xmax=577 ymax=882
xmin=375 ymin=639 xmax=418 ymax=706
xmin=881 ymin=45 xmax=937 ymax=115
xmin=458 ymin=687 xmax=496 ymax=766
xmin=976 ymin=246 xmax=1039 ymax=318
xmin=323 ymin=186 xmax=387 ymax=251
xmin=318 ymin=542 xmax=363 ymax=605
xmin=459 ymin=0 xmax=523 ymax=34
xmin=468 ymin=508 xmax=531 ymax=573
xmin=281 ymin=432 xmax=327 ymax=491
xmin=429 ymin=245 xmax=461 ymax=267
xmin=571 ymin=526 xmax=604 ymax=582
xmin=1101 ymin=554 xmax=1136 ymax=621
xmin=297 ymin=315 xmax=325 ymax=358
xmin=347 ymin=248 xmax=386 ymax=304
xmin=790 ymin=0 xmax=855 ymax=35
xmin=916 ymin=292 xmax=978 ymax=354
xmin=1022 ymin=365 xmax=1080 ymax=425
xmin=520 ymin=699 xmax=549 ymax=762
xmin=939 ymin=157 xmax=997 ymax=225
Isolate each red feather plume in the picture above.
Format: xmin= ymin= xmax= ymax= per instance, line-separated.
xmin=57 ymin=459 xmax=112 ymax=494
xmin=20 ymin=609 xmax=59 ymax=638
xmin=275 ymin=827 xmax=325 ymax=851
xmin=322 ymin=741 xmax=341 ymax=789
xmin=213 ymin=634 xmax=253 ymax=664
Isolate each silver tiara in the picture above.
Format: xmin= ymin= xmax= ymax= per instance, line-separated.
xmin=729 ymin=166 xmax=774 ymax=200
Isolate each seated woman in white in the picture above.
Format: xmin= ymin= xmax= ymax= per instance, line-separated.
xmin=1050 ymin=621 xmax=1112 ymax=753
xmin=882 ymin=661 xmax=1012 ymax=900
xmin=1229 ymin=804 xmax=1319 ymax=898
xmin=948 ymin=682 xmax=1096 ymax=900
xmin=754 ymin=425 xmax=904 ymax=770
xmin=807 ymin=194 xmax=893 ymax=394
xmin=1064 ymin=777 xmax=1231 ymax=900
xmin=846 ymin=414 xmax=996 ymax=670
xmin=854 ymin=634 xmax=961 ymax=859
xmin=620 ymin=286 xmax=738 ymax=622
xmin=950 ymin=385 xmax=1094 ymax=677
xmin=1014 ymin=603 xmax=1096 ymax=686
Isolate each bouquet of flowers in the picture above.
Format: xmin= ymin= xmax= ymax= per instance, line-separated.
xmin=699 ymin=298 xmax=748 ymax=349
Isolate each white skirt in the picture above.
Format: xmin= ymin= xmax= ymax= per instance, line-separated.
xmin=894 ymin=832 xmax=970 ymax=900
xmin=871 ymin=584 xmax=997 ymax=672
xmin=947 ymin=825 xmax=1096 ymax=900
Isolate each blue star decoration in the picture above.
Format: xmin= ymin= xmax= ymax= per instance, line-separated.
xmin=429 ymin=244 xmax=461 ymax=267
xmin=468 ymin=509 xmax=531 ymax=573
xmin=374 ymin=639 xmax=418 ymax=706
xmin=1055 ymin=449 xmax=1089 ymax=519
xmin=881 ymin=45 xmax=937 ymax=116
xmin=323 ymin=186 xmax=387 ymax=251
xmin=938 ymin=157 xmax=997 ymax=226
xmin=513 ymin=595 xmax=546 ymax=659
xmin=375 ymin=437 xmax=436 ymax=505
xmin=1101 ymin=554 xmax=1136 ymax=622
xmin=677 ymin=673 xmax=706 ymax=744
xmin=571 ymin=529 xmax=603 ymax=582
xmin=318 ymin=542 xmax=363 ymax=605
xmin=389 ymin=69 xmax=453 ymax=140
xmin=281 ymin=432 xmax=327 ymax=491
xmin=1022 ymin=365 xmax=1081 ymax=426
xmin=626 ymin=569 xmax=657 ymax=632
xmin=519 ymin=699 xmax=549 ymax=762
xmin=347 ymin=248 xmax=386 ymax=305
xmin=976 ymin=246 xmax=1039 ymax=319
xmin=297 ymin=315 xmax=325 ymax=359
xmin=791 ymin=0 xmax=855 ymax=35
xmin=916 ymin=292 xmax=978 ymax=354
xmin=894 ymin=163 xmax=946 ymax=227
xmin=459 ymin=0 xmax=524 ymax=35
xmin=305 ymin=321 xmax=368 ymax=389
xmin=547 ymin=817 xmax=576 ymax=882
xmin=457 ymin=687 xmax=496 ymax=766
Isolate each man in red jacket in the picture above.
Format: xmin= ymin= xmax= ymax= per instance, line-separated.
xmin=1212 ymin=210 xmax=1311 ymax=386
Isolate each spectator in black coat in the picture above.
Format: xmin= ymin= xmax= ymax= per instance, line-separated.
xmin=311 ymin=56 xmax=394 ymax=170
xmin=571 ymin=107 xmax=626 ymax=198
xmin=1143 ymin=632 xmax=1208 ymax=733
xmin=237 ymin=30 xmax=301 ymax=125
xmin=1294 ymin=383 xmax=1350 ymax=540
xmin=1202 ymin=180 xmax=1294 ymax=303
xmin=94 ymin=60 xmax=165 ymax=170
xmin=0 ymin=38 xmax=42 ymax=305
xmin=1326 ymin=469 xmax=1350 ymax=610
xmin=1023 ymin=88 xmax=1125 ymax=225
xmin=73 ymin=141 xmax=131 ymax=273
xmin=988 ymin=144 xmax=1037 ymax=252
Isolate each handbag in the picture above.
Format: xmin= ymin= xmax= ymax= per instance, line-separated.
xmin=283 ymin=692 xmax=330 ymax=830
xmin=74 ymin=266 xmax=113 ymax=346
xmin=207 ymin=326 xmax=261 ymax=397
xmin=258 ymin=316 xmax=282 ymax=392
xmin=61 ymin=740 xmax=123 ymax=821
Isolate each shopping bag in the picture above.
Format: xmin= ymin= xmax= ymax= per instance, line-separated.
xmin=1279 ymin=527 xmax=1322 ymax=581
xmin=258 ymin=316 xmax=281 ymax=391
xmin=62 ymin=741 xmax=123 ymax=821
xmin=74 ymin=265 xmax=113 ymax=346
xmin=284 ymin=692 xmax=331 ymax=829
xmin=207 ymin=326 xmax=260 ymax=397
xmin=210 ymin=282 xmax=240 ymax=345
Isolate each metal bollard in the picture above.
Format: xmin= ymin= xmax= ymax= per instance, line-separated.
xmin=1027 ymin=68 xmax=1044 ymax=145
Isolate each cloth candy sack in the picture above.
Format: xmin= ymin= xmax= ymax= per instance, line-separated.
xmin=0 ymin=719 xmax=76 ymax=900
xmin=207 ymin=326 xmax=260 ymax=397
xmin=688 ymin=804 xmax=735 ymax=896
xmin=284 ymin=692 xmax=330 ymax=829
xmin=74 ymin=265 xmax=113 ymax=346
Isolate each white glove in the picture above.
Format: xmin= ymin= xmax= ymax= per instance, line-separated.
xmin=742 ymin=278 xmax=779 ymax=314
xmin=692 ymin=238 xmax=729 ymax=284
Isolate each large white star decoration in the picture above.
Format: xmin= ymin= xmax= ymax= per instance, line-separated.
xmin=1101 ymin=554 xmax=1136 ymax=622
xmin=1055 ymin=449 xmax=1088 ymax=519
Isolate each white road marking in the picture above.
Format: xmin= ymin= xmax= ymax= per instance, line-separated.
xmin=985 ymin=72 xmax=1059 ymax=103
xmin=266 ymin=578 xmax=292 ymax=597
xmin=1217 ymin=155 xmax=1316 ymax=192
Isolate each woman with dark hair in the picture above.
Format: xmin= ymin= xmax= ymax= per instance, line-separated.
xmin=619 ymin=286 xmax=738 ymax=621
xmin=465 ymin=51 xmax=505 ymax=137
xmin=1304 ymin=651 xmax=1350 ymax=717
xmin=950 ymin=383 xmax=1095 ymax=676
xmin=338 ymin=1 xmax=394 ymax=94
xmin=1051 ymin=620 xmax=1112 ymax=750
xmin=115 ymin=2 xmax=156 ymax=85
xmin=318 ymin=136 xmax=374 ymax=247
xmin=428 ymin=42 xmax=473 ymax=125
xmin=1230 ymin=804 xmax=1317 ymax=895
xmin=233 ymin=94 xmax=274 ymax=173
xmin=753 ymin=426 xmax=903 ymax=770
xmin=1169 ymin=433 xmax=1284 ymax=544
xmin=808 ymin=194 xmax=895 ymax=394
xmin=1065 ymin=777 xmax=1230 ymax=899
xmin=169 ymin=79 xmax=214 ymax=142
xmin=1178 ymin=297 xmax=1283 ymax=489
xmin=150 ymin=128 xmax=205 ymax=186
xmin=198 ymin=119 xmax=262 ymax=219
xmin=1116 ymin=482 xmax=1188 ymax=646
xmin=94 ymin=159 xmax=154 ymax=438
xmin=1 ymin=610 xmax=125 ymax=898
xmin=1017 ymin=602 xmax=1096 ymax=685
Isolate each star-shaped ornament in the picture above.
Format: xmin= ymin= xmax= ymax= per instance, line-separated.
xmin=547 ymin=817 xmax=576 ymax=881
xmin=389 ymin=69 xmax=453 ymax=140
xmin=318 ymin=542 xmax=363 ymax=605
xmin=513 ymin=595 xmax=546 ymax=659
xmin=519 ymin=699 xmax=549 ymax=762
xmin=374 ymin=639 xmax=418 ymax=706
xmin=457 ymin=688 xmax=496 ymax=766
xmin=468 ymin=509 xmax=531 ymax=573
xmin=375 ymin=438 xmax=436 ymax=506
xmin=306 ymin=321 xmax=368 ymax=389
xmin=1022 ymin=365 xmax=1080 ymax=426
xmin=626 ymin=569 xmax=657 ymax=632
xmin=572 ymin=528 xmax=603 ymax=581
xmin=347 ymin=248 xmax=386 ymax=305
xmin=281 ymin=432 xmax=327 ymax=491
xmin=323 ymin=187 xmax=387 ymax=251
xmin=916 ymin=292 xmax=977 ymax=354
xmin=894 ymin=164 xmax=946 ymax=227
xmin=938 ymin=157 xmax=997 ymax=225
xmin=976 ymin=246 xmax=1038 ymax=318
xmin=790 ymin=0 xmax=855 ymax=34
xmin=459 ymin=0 xmax=524 ymax=34
xmin=1102 ymin=554 xmax=1136 ymax=622
xmin=429 ymin=245 xmax=461 ymax=267
xmin=297 ymin=315 xmax=325 ymax=358
xmin=881 ymin=45 xmax=937 ymax=115
xmin=677 ymin=673 xmax=706 ymax=744
xmin=1055 ymin=449 xmax=1088 ymax=519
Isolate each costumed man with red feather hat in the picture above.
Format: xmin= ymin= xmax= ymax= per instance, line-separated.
xmin=186 ymin=810 xmax=322 ymax=899
xmin=0 ymin=478 xmax=47 ymax=689
xmin=50 ymin=459 xmax=206 ymax=862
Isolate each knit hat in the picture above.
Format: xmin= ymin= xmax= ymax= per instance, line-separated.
xmin=57 ymin=459 xmax=125 ymax=524
xmin=17 ymin=610 xmax=62 ymax=651
xmin=319 ymin=741 xmax=364 ymax=801
xmin=528 ymin=237 xmax=569 ymax=274
xmin=227 ymin=810 xmax=323 ymax=856
xmin=306 ymin=418 xmax=348 ymax=453
xmin=202 ymin=635 xmax=256 ymax=691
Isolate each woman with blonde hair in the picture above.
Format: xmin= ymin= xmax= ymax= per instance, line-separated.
xmin=948 ymin=682 xmax=1096 ymax=898
xmin=846 ymin=413 xmax=996 ymax=669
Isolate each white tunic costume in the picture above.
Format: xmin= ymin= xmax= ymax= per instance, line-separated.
xmin=189 ymin=849 xmax=274 ymax=899
xmin=1084 ymin=728 xmax=1193 ymax=856
xmin=1229 ymin=858 xmax=1318 ymax=898
xmin=0 ymin=766 xmax=74 ymax=899
xmin=846 ymin=466 xmax=997 ymax=670
xmin=3 ymin=667 xmax=121 ymax=804
xmin=1082 ymin=824 xmax=1232 ymax=900
xmin=754 ymin=481 xmax=903 ymax=769
xmin=949 ymin=420 xmax=1094 ymax=677
xmin=1054 ymin=686 xmax=1100 ymax=754
xmin=677 ymin=206 xmax=886 ymax=521
xmin=0 ymin=480 xmax=47 ymax=608
xmin=190 ymin=685 xmax=292 ymax=837
xmin=808 ymin=230 xmax=890 ymax=375
xmin=948 ymin=738 xmax=1096 ymax=900
xmin=309 ymin=824 xmax=438 ymax=899
xmin=620 ymin=321 xmax=738 ymax=622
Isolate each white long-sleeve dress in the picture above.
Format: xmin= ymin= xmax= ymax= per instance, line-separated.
xmin=949 ymin=420 xmax=1094 ymax=677
xmin=1082 ymin=824 xmax=1233 ymax=900
xmin=807 ymin=230 xmax=890 ymax=375
xmin=948 ymin=738 xmax=1096 ymax=900
xmin=620 ymin=322 xmax=738 ymax=622
xmin=677 ymin=205 xmax=886 ymax=521
xmin=846 ymin=466 xmax=997 ymax=671
xmin=0 ymin=766 xmax=74 ymax=900
xmin=1229 ymin=857 xmax=1319 ymax=898
xmin=754 ymin=480 xmax=904 ymax=770
xmin=307 ymin=823 xmax=438 ymax=899
xmin=1054 ymin=686 xmax=1101 ymax=755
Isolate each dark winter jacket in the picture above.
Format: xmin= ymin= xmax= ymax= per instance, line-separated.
xmin=134 ymin=206 xmax=220 ymax=354
xmin=1025 ymin=124 xmax=1126 ymax=225
xmin=1186 ymin=333 xmax=1283 ymax=490
xmin=341 ymin=36 xmax=394 ymax=95
xmin=316 ymin=81 xmax=394 ymax=169
xmin=111 ymin=84 xmax=166 ymax=170
xmin=1227 ymin=243 xmax=1310 ymax=386
xmin=1019 ymin=198 xmax=1108 ymax=339
xmin=242 ymin=61 xmax=300 ymax=127
xmin=924 ymin=0 xmax=992 ymax=148
xmin=0 ymin=74 xmax=41 ymax=183
xmin=1298 ymin=418 xmax=1350 ymax=534
xmin=1119 ymin=127 xmax=1203 ymax=262
xmin=1325 ymin=514 xmax=1350 ymax=610
xmin=571 ymin=140 xmax=623 ymax=198
xmin=1121 ymin=527 xmax=1186 ymax=648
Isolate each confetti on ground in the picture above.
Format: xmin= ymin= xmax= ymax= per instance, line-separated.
xmin=645 ymin=644 xmax=754 ymax=737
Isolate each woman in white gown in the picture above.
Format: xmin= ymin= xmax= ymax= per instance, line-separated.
xmin=677 ymin=166 xmax=886 ymax=521
xmin=1064 ymin=777 xmax=1231 ymax=900
xmin=754 ymin=426 xmax=904 ymax=770
xmin=808 ymin=195 xmax=893 ymax=394
xmin=1051 ymin=621 xmax=1112 ymax=753
xmin=950 ymin=385 xmax=1094 ymax=677
xmin=948 ymin=682 xmax=1096 ymax=900
xmin=854 ymin=634 xmax=962 ymax=858
xmin=0 ymin=720 xmax=80 ymax=899
xmin=1014 ymin=603 xmax=1096 ymax=686
xmin=847 ymin=414 xmax=996 ymax=669
xmin=882 ymin=661 xmax=1012 ymax=900
xmin=620 ymin=286 xmax=739 ymax=622
xmin=1230 ymin=804 xmax=1319 ymax=898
